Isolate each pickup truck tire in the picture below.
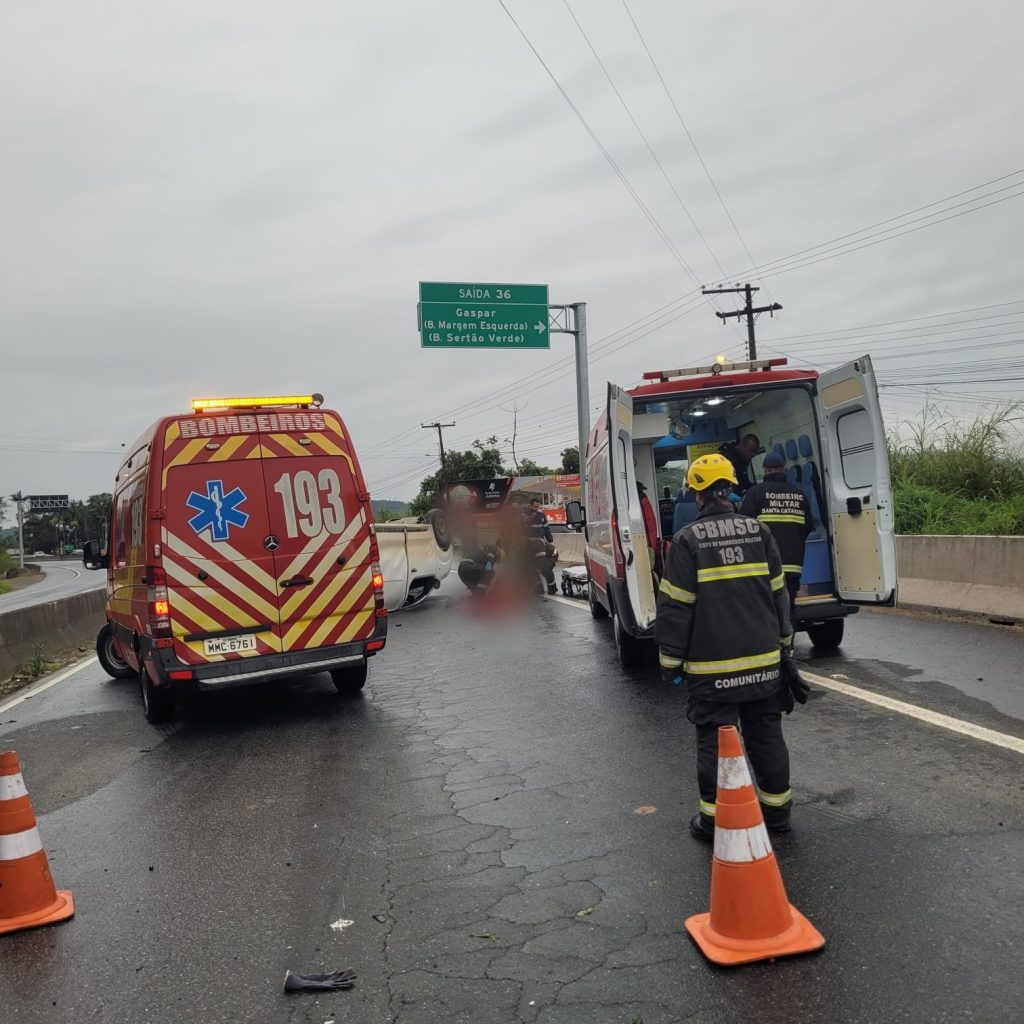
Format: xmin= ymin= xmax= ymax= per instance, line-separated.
xmin=807 ymin=619 xmax=844 ymax=651
xmin=97 ymin=623 xmax=135 ymax=680
xmin=140 ymin=664 xmax=175 ymax=723
xmin=425 ymin=509 xmax=452 ymax=551
xmin=405 ymin=579 xmax=436 ymax=607
xmin=331 ymin=659 xmax=368 ymax=693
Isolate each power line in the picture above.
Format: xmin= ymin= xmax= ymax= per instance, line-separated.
xmin=495 ymin=0 xmax=705 ymax=289
xmin=561 ymin=0 xmax=729 ymax=280
xmin=719 ymin=168 xmax=1024 ymax=281
xmin=619 ymin=0 xmax=773 ymax=302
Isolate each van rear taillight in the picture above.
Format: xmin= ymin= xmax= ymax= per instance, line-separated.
xmin=371 ymin=560 xmax=386 ymax=617
xmin=146 ymin=565 xmax=172 ymax=638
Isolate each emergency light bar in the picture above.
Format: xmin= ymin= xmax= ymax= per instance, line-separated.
xmin=190 ymin=394 xmax=324 ymax=411
xmin=642 ymin=357 xmax=787 ymax=383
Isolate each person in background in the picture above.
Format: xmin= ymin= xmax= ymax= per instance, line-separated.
xmin=523 ymin=498 xmax=553 ymax=543
xmin=740 ymin=451 xmax=813 ymax=614
xmin=719 ymin=433 xmax=761 ymax=495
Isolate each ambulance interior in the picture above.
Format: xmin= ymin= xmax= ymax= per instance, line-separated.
xmin=630 ymin=384 xmax=836 ymax=599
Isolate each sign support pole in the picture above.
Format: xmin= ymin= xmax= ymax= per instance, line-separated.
xmin=549 ymin=303 xmax=589 ymax=505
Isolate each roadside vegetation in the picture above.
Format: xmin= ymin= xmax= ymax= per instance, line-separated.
xmin=888 ymin=403 xmax=1024 ymax=535
xmin=0 ymin=550 xmax=14 ymax=595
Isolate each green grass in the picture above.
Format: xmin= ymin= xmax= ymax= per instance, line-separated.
xmin=888 ymin=403 xmax=1024 ymax=535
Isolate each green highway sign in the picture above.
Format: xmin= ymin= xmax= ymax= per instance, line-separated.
xmin=418 ymin=281 xmax=550 ymax=349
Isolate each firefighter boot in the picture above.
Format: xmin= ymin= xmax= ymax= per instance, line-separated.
xmin=689 ymin=813 xmax=715 ymax=842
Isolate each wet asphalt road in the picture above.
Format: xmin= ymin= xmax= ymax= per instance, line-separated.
xmin=1 ymin=590 xmax=1022 ymax=1024
xmin=0 ymin=560 xmax=105 ymax=613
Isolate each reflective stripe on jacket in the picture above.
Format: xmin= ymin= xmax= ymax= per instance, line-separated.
xmin=739 ymin=479 xmax=812 ymax=575
xmin=655 ymin=507 xmax=792 ymax=702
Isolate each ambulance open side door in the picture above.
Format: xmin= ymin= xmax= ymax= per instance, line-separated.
xmin=815 ymin=355 xmax=898 ymax=604
xmin=607 ymin=384 xmax=658 ymax=631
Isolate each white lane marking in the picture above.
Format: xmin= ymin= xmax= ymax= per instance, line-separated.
xmin=801 ymin=670 xmax=1024 ymax=756
xmin=545 ymin=594 xmax=588 ymax=611
xmin=547 ymin=594 xmax=1024 ymax=756
xmin=0 ymin=656 xmax=98 ymax=716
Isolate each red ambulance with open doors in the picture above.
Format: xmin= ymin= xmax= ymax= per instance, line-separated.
xmin=83 ymin=394 xmax=386 ymax=721
xmin=568 ymin=357 xmax=897 ymax=667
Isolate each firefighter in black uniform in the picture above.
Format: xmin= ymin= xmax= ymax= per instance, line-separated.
xmin=740 ymin=450 xmax=813 ymax=614
xmin=655 ymin=453 xmax=797 ymax=841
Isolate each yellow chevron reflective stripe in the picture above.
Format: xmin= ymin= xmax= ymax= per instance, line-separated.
xmin=758 ymin=513 xmax=807 ymax=524
xmin=771 ymin=573 xmax=786 ymax=591
xmin=696 ymin=562 xmax=769 ymax=583
xmin=756 ymin=787 xmax=792 ymax=807
xmin=699 ymin=799 xmax=716 ymax=817
xmin=658 ymin=651 xmax=683 ymax=668
xmin=206 ymin=435 xmax=249 ymax=461
xmin=684 ymin=649 xmax=781 ymax=675
xmin=782 ymin=564 xmax=803 ymax=575
xmin=659 ymin=578 xmax=696 ymax=604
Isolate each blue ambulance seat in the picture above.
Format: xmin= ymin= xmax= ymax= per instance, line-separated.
xmin=673 ymin=499 xmax=700 ymax=533
xmin=786 ymin=465 xmax=801 ymax=485
xmin=798 ymin=434 xmax=814 ymax=459
xmin=803 ymin=461 xmax=824 ymax=527
xmin=785 ymin=438 xmax=799 ymax=461
xmin=772 ymin=443 xmax=785 ymax=459
xmin=800 ymin=535 xmax=831 ymax=586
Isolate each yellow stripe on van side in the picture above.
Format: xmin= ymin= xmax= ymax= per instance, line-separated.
xmin=279 ymin=518 xmax=366 ymax=615
xmin=161 ymin=438 xmax=210 ymax=488
xmin=169 ymin=590 xmax=226 ymax=635
xmin=336 ymin=606 xmax=375 ymax=645
xmin=282 ymin=539 xmax=371 ymax=647
xmin=163 ymin=553 xmax=278 ymax=623
xmin=323 ymin=414 xmax=346 ymax=439
xmin=278 ymin=507 xmax=366 ymax=585
xmin=164 ymin=421 xmax=181 ymax=448
xmin=166 ymin=531 xmax=279 ymax=597
xmin=207 ymin=435 xmax=249 ymax=462
xmin=305 ymin=581 xmax=374 ymax=650
xmin=268 ymin=435 xmax=312 ymax=458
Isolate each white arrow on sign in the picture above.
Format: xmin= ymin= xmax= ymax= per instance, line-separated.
xmin=534 ymin=321 xmax=546 ymax=333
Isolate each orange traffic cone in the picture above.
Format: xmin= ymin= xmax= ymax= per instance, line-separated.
xmin=0 ymin=750 xmax=74 ymax=935
xmin=685 ymin=726 xmax=823 ymax=965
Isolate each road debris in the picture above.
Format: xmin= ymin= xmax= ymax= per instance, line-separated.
xmin=283 ymin=969 xmax=356 ymax=992
xmin=329 ymin=918 xmax=355 ymax=932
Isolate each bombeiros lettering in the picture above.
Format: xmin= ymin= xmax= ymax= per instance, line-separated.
xmin=179 ymin=412 xmax=326 ymax=438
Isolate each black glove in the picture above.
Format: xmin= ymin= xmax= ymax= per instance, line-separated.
xmin=780 ymin=650 xmax=810 ymax=705
xmin=283 ymin=969 xmax=357 ymax=992
xmin=659 ymin=652 xmax=685 ymax=686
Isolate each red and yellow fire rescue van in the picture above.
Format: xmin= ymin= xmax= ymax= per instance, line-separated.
xmin=83 ymin=394 xmax=386 ymax=721
xmin=569 ymin=357 xmax=897 ymax=667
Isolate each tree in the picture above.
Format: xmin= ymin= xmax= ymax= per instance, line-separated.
xmin=0 ymin=494 xmax=8 ymax=529
xmin=560 ymin=447 xmax=580 ymax=474
xmin=516 ymin=458 xmax=555 ymax=477
xmin=409 ymin=438 xmax=506 ymax=516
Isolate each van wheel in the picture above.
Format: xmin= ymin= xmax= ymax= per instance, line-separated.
xmin=404 ymin=579 xmax=435 ymax=607
xmin=97 ymin=624 xmax=134 ymax=680
xmin=425 ymin=509 xmax=452 ymax=551
xmin=140 ymin=664 xmax=175 ymax=723
xmin=807 ymin=619 xmax=844 ymax=651
xmin=331 ymin=659 xmax=368 ymax=693
xmin=612 ymin=605 xmax=643 ymax=669
xmin=588 ymin=583 xmax=608 ymax=619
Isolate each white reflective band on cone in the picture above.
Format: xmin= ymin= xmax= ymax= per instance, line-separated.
xmin=0 ymin=826 xmax=44 ymax=860
xmin=0 ymin=773 xmax=29 ymax=801
xmin=717 ymin=756 xmax=752 ymax=791
xmin=714 ymin=823 xmax=772 ymax=863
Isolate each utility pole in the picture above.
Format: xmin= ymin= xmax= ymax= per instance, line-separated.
xmin=10 ymin=492 xmax=26 ymax=569
xmin=702 ymin=284 xmax=782 ymax=360
xmin=421 ymin=422 xmax=456 ymax=481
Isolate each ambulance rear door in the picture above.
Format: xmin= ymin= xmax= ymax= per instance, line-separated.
xmin=259 ymin=410 xmax=377 ymax=654
xmin=815 ymin=356 xmax=897 ymax=604
xmin=606 ymin=384 xmax=658 ymax=631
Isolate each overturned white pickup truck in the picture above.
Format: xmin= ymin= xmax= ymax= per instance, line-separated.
xmin=375 ymin=510 xmax=453 ymax=611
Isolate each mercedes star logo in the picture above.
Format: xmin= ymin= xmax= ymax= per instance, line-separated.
xmin=264 ymin=534 xmax=280 ymax=551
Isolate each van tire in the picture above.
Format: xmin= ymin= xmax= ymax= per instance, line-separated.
xmin=97 ymin=624 xmax=134 ymax=680
xmin=612 ymin=604 xmax=643 ymax=669
xmin=140 ymin=664 xmax=175 ymax=723
xmin=807 ymin=619 xmax=844 ymax=650
xmin=331 ymin=659 xmax=368 ymax=693
xmin=588 ymin=582 xmax=608 ymax=619
xmin=425 ymin=509 xmax=452 ymax=551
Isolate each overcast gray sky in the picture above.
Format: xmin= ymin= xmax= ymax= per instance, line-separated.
xmin=2 ymin=0 xmax=1022 ymax=512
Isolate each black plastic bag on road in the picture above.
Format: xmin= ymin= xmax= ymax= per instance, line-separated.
xmin=283 ymin=969 xmax=357 ymax=992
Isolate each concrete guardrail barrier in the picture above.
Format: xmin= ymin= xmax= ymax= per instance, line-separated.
xmin=0 ymin=590 xmax=107 ymax=682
